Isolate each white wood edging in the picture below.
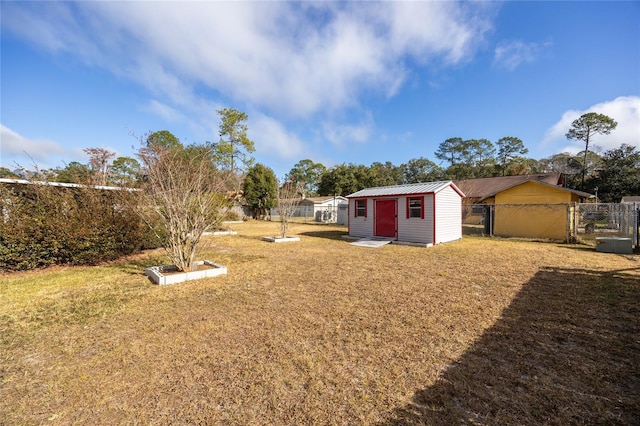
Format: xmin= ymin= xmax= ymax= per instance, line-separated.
xmin=145 ymin=260 xmax=227 ymax=285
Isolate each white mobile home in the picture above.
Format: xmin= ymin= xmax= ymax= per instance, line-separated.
xmin=346 ymin=181 xmax=464 ymax=245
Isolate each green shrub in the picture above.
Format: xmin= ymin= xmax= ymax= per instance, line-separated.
xmin=225 ymin=210 xmax=242 ymax=222
xmin=0 ymin=183 xmax=157 ymax=272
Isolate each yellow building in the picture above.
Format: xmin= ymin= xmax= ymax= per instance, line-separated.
xmin=490 ymin=181 xmax=592 ymax=241
xmin=455 ymin=173 xmax=563 ymax=225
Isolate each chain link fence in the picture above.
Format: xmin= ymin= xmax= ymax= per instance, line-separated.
xmin=269 ymin=205 xmax=348 ymax=225
xmin=463 ymin=202 xmax=639 ymax=248
xmin=575 ymin=203 xmax=639 ymax=247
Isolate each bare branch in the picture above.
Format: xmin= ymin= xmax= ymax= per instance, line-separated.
xmin=136 ymin=140 xmax=230 ymax=271
xmin=277 ymin=179 xmax=304 ymax=238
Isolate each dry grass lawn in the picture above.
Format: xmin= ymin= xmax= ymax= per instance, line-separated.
xmin=1 ymin=220 xmax=639 ymax=425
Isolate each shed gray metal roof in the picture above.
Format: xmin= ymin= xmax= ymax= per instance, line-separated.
xmin=347 ymin=181 xmax=463 ymax=198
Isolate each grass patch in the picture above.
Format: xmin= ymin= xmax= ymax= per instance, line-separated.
xmin=1 ymin=221 xmax=639 ymax=424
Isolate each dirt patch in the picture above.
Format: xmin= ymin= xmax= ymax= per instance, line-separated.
xmin=159 ymin=263 xmax=219 ymax=275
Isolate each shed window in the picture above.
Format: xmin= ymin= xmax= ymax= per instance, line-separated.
xmin=407 ymin=196 xmax=424 ymax=219
xmin=355 ymin=199 xmax=367 ymax=218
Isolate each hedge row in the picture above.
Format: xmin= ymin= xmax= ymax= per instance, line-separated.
xmin=0 ymin=184 xmax=160 ymax=271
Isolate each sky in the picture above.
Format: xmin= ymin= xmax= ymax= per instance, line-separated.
xmin=1 ymin=1 xmax=639 ymax=178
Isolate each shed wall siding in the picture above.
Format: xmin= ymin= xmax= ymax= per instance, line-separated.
xmin=435 ymin=186 xmax=462 ymax=243
xmin=397 ymin=195 xmax=434 ymax=244
xmin=348 ymin=198 xmax=373 ymax=238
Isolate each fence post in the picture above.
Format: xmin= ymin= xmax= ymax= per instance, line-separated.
xmin=489 ymin=205 xmax=494 ymax=237
xmin=567 ymin=202 xmax=576 ymax=243
xmin=633 ymin=203 xmax=640 ymax=249
xmin=483 ymin=205 xmax=490 ymax=236
xmin=566 ymin=204 xmax=570 ymax=243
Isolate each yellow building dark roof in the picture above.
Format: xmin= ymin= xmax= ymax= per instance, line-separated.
xmin=454 ymin=173 xmax=561 ymax=200
xmin=487 ymin=179 xmax=593 ymax=200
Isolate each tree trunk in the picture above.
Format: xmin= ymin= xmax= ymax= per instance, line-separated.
xmin=581 ymin=134 xmax=590 ymax=190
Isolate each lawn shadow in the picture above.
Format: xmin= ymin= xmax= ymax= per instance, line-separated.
xmin=381 ymin=266 xmax=640 ymax=425
xmin=298 ymin=230 xmax=349 ymax=241
xmin=558 ymin=243 xmax=640 ymax=256
xmin=115 ymin=256 xmax=168 ymax=276
xmin=556 ymin=244 xmax=597 ymax=253
xmin=236 ymin=234 xmax=267 ymax=241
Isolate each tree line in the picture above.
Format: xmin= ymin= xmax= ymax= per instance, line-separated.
xmin=1 ymin=111 xmax=637 ymax=204
xmin=281 ymin=143 xmax=638 ymax=203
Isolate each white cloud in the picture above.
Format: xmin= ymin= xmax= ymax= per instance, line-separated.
xmin=249 ymin=114 xmax=305 ymax=161
xmin=322 ymin=113 xmax=375 ymax=147
xmin=3 ymin=1 xmax=495 ymax=119
xmin=0 ymin=125 xmax=125 ymax=170
xmin=542 ymin=96 xmax=640 ymax=153
xmin=2 ymin=1 xmax=499 ymax=170
xmin=145 ymin=100 xmax=186 ymax=124
xmin=0 ymin=124 xmax=67 ymax=168
xmin=493 ymin=39 xmax=551 ymax=71
xmin=386 ymin=1 xmax=494 ymax=65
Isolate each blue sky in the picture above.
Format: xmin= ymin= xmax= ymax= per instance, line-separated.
xmin=2 ymin=1 xmax=639 ymax=178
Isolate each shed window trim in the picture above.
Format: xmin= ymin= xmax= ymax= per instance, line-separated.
xmin=354 ymin=199 xmax=367 ymax=218
xmin=406 ymin=196 xmax=424 ymax=219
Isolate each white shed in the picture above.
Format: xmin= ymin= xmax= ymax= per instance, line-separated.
xmin=346 ymin=181 xmax=465 ymax=245
xmin=299 ymin=196 xmax=349 ymax=224
xmin=269 ymin=195 xmax=349 ymax=225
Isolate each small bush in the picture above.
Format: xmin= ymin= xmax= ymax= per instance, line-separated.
xmin=224 ymin=210 xmax=242 ymax=222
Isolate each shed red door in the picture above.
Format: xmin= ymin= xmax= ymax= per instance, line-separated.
xmin=375 ymin=199 xmax=397 ymax=238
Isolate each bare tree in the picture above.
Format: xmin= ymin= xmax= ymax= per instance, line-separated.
xmin=277 ymin=179 xmax=304 ymax=238
xmin=84 ymin=148 xmax=116 ymax=186
xmin=137 ymin=138 xmax=230 ymax=272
